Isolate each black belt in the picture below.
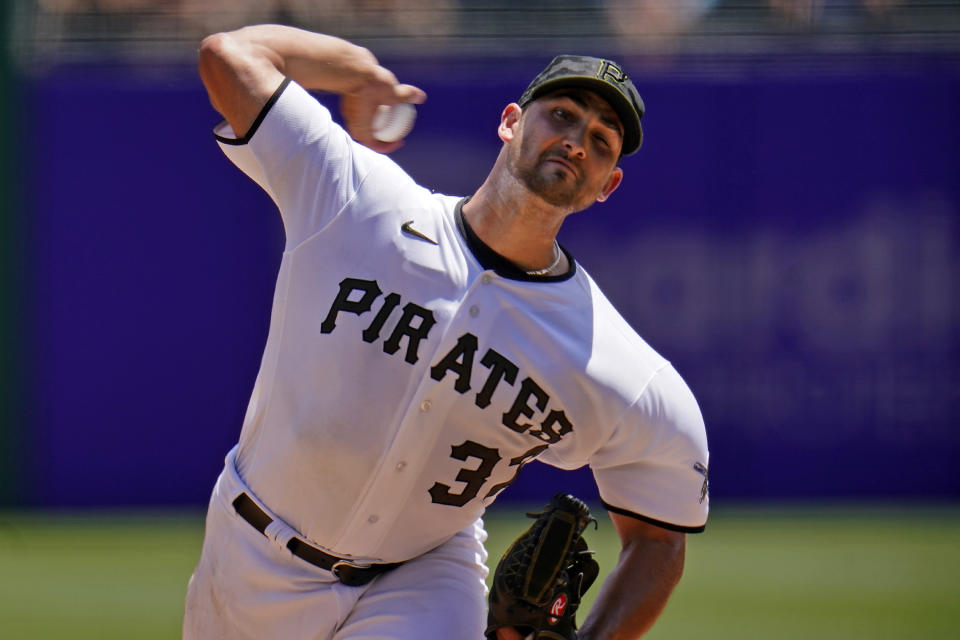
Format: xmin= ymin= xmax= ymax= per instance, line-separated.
xmin=232 ymin=493 xmax=401 ymax=587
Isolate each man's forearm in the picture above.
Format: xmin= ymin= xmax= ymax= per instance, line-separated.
xmin=198 ymin=25 xmax=382 ymax=127
xmin=201 ymin=25 xmax=380 ymax=96
xmin=198 ymin=24 xmax=424 ymax=151
xmin=578 ymin=532 xmax=685 ymax=640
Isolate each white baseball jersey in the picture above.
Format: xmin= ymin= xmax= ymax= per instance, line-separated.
xmin=213 ymin=78 xmax=709 ymax=564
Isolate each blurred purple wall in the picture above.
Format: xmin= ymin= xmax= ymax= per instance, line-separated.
xmin=19 ymin=57 xmax=959 ymax=506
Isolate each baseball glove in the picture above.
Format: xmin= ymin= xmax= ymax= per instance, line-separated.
xmin=486 ymin=493 xmax=600 ymax=640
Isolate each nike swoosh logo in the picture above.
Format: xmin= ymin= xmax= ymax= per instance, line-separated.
xmin=400 ymin=220 xmax=438 ymax=245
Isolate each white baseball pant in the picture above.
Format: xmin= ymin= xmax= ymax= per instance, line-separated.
xmin=183 ymin=447 xmax=490 ymax=639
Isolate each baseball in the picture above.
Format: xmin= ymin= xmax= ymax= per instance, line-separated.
xmin=372 ymin=102 xmax=416 ymax=143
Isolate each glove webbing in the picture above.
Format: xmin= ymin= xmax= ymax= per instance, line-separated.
xmin=524 ymin=508 xmax=582 ymax=605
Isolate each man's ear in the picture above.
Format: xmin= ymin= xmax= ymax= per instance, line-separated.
xmin=498 ymin=103 xmax=522 ymax=143
xmin=596 ymin=167 xmax=624 ymax=203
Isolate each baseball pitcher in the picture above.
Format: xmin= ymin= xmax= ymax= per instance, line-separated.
xmin=185 ymin=24 xmax=709 ymax=640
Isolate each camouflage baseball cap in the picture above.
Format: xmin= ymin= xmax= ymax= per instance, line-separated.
xmin=518 ymin=55 xmax=644 ymax=155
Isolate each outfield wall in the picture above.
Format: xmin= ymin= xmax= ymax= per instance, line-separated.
xmin=13 ymin=56 xmax=960 ymax=506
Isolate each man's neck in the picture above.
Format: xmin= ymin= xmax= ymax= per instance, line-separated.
xmin=462 ymin=171 xmax=570 ymax=275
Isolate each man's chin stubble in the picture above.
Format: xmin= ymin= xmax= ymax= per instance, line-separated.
xmin=518 ymin=166 xmax=582 ymax=208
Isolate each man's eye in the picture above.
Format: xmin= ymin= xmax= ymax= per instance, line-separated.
xmin=594 ymin=134 xmax=610 ymax=148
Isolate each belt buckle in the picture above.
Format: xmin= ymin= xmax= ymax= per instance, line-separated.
xmin=332 ymin=559 xmax=373 ymax=586
xmin=332 ymin=559 xmax=372 ymax=572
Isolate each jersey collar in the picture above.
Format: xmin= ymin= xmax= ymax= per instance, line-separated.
xmin=455 ymin=198 xmax=577 ymax=283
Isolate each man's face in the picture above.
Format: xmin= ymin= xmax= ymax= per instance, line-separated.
xmin=507 ymin=89 xmax=624 ymax=211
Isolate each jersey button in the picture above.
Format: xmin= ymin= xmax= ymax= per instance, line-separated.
xmin=368 ymin=515 xmax=379 ymax=524
xmin=395 ymin=461 xmax=407 ymax=472
xmin=469 ymin=305 xmax=480 ymax=317
xmin=420 ymin=399 xmax=432 ymax=412
xmin=481 ymin=274 xmax=493 ymax=285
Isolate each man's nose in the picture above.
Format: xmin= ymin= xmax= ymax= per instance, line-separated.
xmin=562 ymin=134 xmax=586 ymax=159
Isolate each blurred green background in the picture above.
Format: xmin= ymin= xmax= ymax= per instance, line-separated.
xmin=1 ymin=503 xmax=958 ymax=639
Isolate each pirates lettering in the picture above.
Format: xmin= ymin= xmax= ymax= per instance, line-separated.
xmin=321 ymin=277 xmax=436 ymax=364
xmin=321 ymin=279 xmax=574 ymax=443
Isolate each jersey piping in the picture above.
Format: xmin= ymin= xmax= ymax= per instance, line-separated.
xmin=214 ymin=77 xmax=292 ymax=146
xmin=601 ymin=499 xmax=706 ymax=534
